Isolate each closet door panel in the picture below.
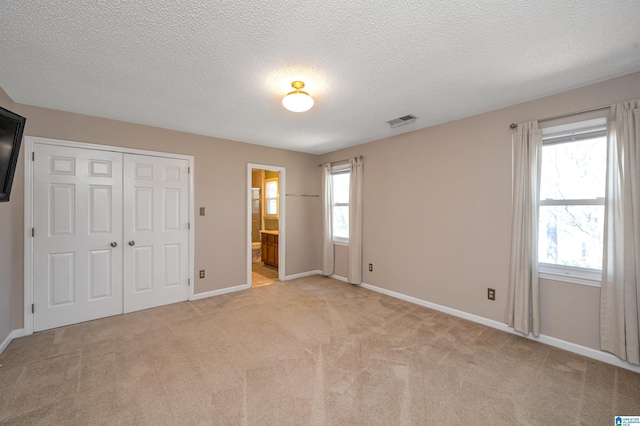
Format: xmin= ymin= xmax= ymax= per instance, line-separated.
xmin=88 ymin=249 xmax=113 ymax=300
xmin=123 ymin=154 xmax=190 ymax=313
xmin=133 ymin=245 xmax=154 ymax=292
xmin=33 ymin=144 xmax=123 ymax=331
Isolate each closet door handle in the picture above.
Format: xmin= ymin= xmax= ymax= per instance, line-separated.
xmin=110 ymin=242 xmax=118 ymax=248
xmin=128 ymin=241 xmax=135 ymax=246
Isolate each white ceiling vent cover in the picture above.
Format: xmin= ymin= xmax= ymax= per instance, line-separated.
xmin=387 ymin=114 xmax=417 ymax=128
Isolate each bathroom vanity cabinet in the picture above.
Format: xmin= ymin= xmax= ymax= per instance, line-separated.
xmin=260 ymin=231 xmax=279 ymax=268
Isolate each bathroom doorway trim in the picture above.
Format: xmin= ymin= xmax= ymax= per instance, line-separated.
xmin=246 ymin=163 xmax=286 ymax=285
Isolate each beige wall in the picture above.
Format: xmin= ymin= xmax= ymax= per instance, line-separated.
xmin=333 ymin=244 xmax=349 ymax=278
xmin=9 ymin=103 xmax=322 ymax=329
xmin=319 ymin=72 xmax=640 ymax=351
xmin=0 ymin=87 xmax=17 ymax=344
xmin=539 ymin=278 xmax=601 ymax=349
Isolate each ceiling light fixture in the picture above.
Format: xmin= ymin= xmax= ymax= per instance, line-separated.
xmin=282 ymin=81 xmax=314 ymax=112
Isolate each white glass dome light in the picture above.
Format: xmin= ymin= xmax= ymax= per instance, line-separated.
xmin=282 ymin=81 xmax=314 ymax=112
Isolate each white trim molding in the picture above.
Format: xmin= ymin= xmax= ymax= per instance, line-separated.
xmin=190 ymin=284 xmax=250 ymax=301
xmin=358 ymin=282 xmax=640 ymax=373
xmin=0 ymin=329 xmax=25 ymax=356
xmin=329 ymin=274 xmax=348 ymax=283
xmin=284 ymin=270 xmax=323 ymax=281
xmin=246 ymin=163 xmax=286 ymax=287
xmin=539 ymin=263 xmax=601 ymax=288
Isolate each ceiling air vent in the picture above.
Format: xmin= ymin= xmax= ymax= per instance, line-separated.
xmin=386 ymin=114 xmax=416 ymax=128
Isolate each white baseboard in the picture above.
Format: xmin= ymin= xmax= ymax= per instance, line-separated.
xmin=190 ymin=284 xmax=250 ymax=301
xmin=285 ymin=270 xmax=323 ymax=281
xmin=191 ymin=270 xmax=326 ymax=301
xmin=329 ymin=274 xmax=348 ymax=283
xmin=359 ymin=282 xmax=640 ymax=374
xmin=0 ymin=331 xmax=12 ymax=355
xmin=0 ymin=329 xmax=25 ymax=356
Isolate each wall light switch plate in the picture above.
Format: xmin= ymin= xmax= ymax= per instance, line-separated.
xmin=199 ymin=207 xmax=205 ymax=216
xmin=199 ymin=270 xmax=205 ymax=279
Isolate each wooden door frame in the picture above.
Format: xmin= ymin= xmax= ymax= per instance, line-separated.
xmin=246 ymin=163 xmax=285 ymax=286
xmin=23 ymin=136 xmax=195 ymax=336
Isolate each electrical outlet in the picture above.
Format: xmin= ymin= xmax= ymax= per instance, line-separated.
xmin=199 ymin=207 xmax=205 ymax=216
xmin=199 ymin=270 xmax=205 ymax=279
xmin=487 ymin=288 xmax=495 ymax=301
xmin=368 ymin=263 xmax=373 ymax=272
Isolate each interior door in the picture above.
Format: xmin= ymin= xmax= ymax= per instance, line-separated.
xmin=123 ymin=154 xmax=190 ymax=313
xmin=33 ymin=144 xmax=123 ymax=331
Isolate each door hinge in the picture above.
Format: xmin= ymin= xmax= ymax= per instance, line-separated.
xmin=32 ymin=152 xmax=35 ymax=161
xmin=188 ymin=166 xmax=190 ymax=174
xmin=188 ymin=223 xmax=190 ymax=230
xmin=32 ymin=228 xmax=34 ymax=237
xmin=32 ymin=304 xmax=34 ymax=313
xmin=188 ymin=279 xmax=191 ymax=287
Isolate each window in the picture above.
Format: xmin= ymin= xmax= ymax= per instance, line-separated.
xmin=265 ymin=178 xmax=278 ymax=217
xmin=331 ymin=168 xmax=350 ymax=243
xmin=538 ymin=118 xmax=607 ymax=285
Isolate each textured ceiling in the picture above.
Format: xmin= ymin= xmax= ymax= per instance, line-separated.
xmin=1 ymin=1 xmax=639 ymax=154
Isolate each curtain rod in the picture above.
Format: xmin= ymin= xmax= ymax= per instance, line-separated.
xmin=509 ymin=104 xmax=612 ymax=129
xmin=318 ymin=155 xmax=363 ymax=167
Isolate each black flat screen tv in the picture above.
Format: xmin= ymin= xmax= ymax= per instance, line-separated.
xmin=0 ymin=106 xmax=26 ymax=202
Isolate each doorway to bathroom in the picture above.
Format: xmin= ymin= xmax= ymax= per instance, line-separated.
xmin=247 ymin=163 xmax=285 ymax=287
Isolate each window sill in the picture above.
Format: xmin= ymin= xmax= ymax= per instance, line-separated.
xmin=333 ymin=240 xmax=349 ymax=247
xmin=538 ymin=264 xmax=601 ymax=287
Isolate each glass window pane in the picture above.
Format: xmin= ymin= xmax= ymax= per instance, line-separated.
xmin=332 ymin=206 xmax=349 ymax=239
xmin=267 ymin=199 xmax=277 ymax=215
xmin=266 ymin=181 xmax=278 ymax=198
xmin=539 ymin=137 xmax=606 ymax=200
xmin=332 ymin=173 xmax=350 ymax=204
xmin=538 ymin=205 xmax=604 ymax=269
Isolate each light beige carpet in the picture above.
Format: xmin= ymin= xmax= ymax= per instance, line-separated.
xmin=0 ymin=275 xmax=638 ymax=425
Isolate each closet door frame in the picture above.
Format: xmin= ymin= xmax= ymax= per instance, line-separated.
xmin=23 ymin=136 xmax=195 ymax=336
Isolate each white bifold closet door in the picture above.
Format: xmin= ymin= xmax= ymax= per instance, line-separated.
xmin=33 ymin=145 xmax=124 ymax=330
xmin=33 ymin=144 xmax=190 ymax=332
xmin=123 ymin=154 xmax=189 ymax=313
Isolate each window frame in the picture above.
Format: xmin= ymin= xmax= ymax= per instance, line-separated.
xmin=331 ymin=166 xmax=350 ymax=245
xmin=537 ymin=118 xmax=607 ymax=287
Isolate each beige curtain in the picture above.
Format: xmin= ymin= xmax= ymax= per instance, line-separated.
xmin=348 ymin=157 xmax=363 ymax=284
xmin=321 ymin=163 xmax=334 ymax=276
xmin=506 ymin=121 xmax=542 ymax=336
xmin=600 ymin=99 xmax=640 ymax=365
